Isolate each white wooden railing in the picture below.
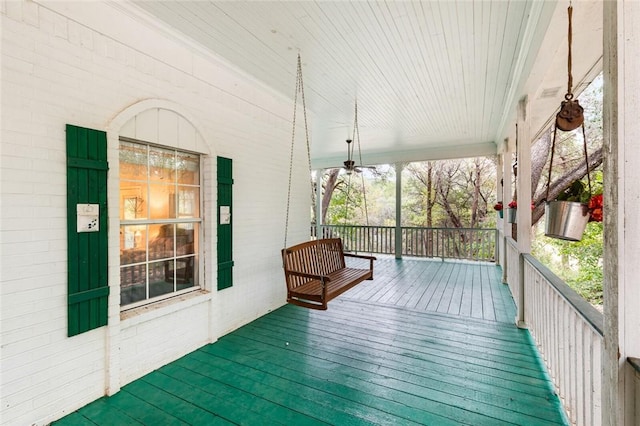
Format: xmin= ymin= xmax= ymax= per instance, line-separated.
xmin=504 ymin=237 xmax=604 ymax=426
xmin=629 ymin=358 xmax=640 ymax=424
xmin=314 ymin=225 xmax=497 ymax=261
xmin=505 ymin=237 xmax=520 ymax=305
xmin=522 ymin=255 xmax=604 ymax=425
xmin=502 ymin=234 xmax=604 ymax=425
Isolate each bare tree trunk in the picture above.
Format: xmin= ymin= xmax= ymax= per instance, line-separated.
xmin=321 ymin=168 xmax=340 ymax=227
xmin=438 ymin=186 xmax=463 ymax=228
xmin=531 ymin=128 xmax=552 ymax=198
xmin=426 ymin=162 xmax=433 ymax=228
xmin=471 ymin=159 xmax=481 ymax=228
xmin=426 ymin=162 xmax=434 ymax=256
xmin=434 ymin=162 xmax=464 ymax=229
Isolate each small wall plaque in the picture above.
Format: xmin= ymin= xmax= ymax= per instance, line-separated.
xmin=219 ymin=206 xmax=231 ymax=225
xmin=77 ymin=204 xmax=99 ymax=232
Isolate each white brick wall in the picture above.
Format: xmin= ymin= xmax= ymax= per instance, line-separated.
xmin=0 ymin=1 xmax=311 ymax=424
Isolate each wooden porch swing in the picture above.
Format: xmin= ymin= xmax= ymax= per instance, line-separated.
xmin=281 ymin=55 xmax=375 ymax=310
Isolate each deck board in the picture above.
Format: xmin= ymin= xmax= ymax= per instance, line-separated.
xmin=54 ymin=257 xmax=568 ymax=425
xmin=343 ymin=257 xmax=513 ymax=323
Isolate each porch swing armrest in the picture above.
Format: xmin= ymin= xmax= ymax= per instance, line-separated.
xmin=285 ymin=270 xmax=330 ymax=301
xmin=344 ymin=253 xmax=377 ymax=261
xmin=343 ymin=253 xmax=376 ymax=271
xmin=285 ymin=270 xmax=332 ymax=282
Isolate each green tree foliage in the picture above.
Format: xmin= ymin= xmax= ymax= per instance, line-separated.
xmin=323 ymin=166 xmax=395 ymax=225
xmin=405 ymin=158 xmax=497 ymax=228
xmin=323 ymin=159 xmax=500 ymax=229
xmin=533 ymin=221 xmax=603 ymax=306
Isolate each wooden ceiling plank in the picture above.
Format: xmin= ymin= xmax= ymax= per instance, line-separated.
xmin=129 ymin=1 xmax=589 ymax=166
xmin=365 ymin=1 xmax=426 ymax=133
xmin=485 ymin=2 xmax=530 ymax=138
xmin=298 ymin=1 xmax=378 ymax=126
xmin=404 ymin=2 xmax=441 ymax=136
xmin=412 ymin=1 xmax=455 ymax=136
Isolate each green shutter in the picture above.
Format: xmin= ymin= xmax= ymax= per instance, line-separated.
xmin=217 ymin=157 xmax=234 ymax=290
xmin=67 ymin=124 xmax=109 ymax=337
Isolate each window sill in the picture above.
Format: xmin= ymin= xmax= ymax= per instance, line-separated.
xmin=120 ymin=289 xmax=211 ymax=326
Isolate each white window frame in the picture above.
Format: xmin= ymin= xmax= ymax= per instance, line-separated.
xmin=119 ymin=137 xmax=203 ymax=310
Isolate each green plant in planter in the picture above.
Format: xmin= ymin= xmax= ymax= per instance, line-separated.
xmin=555 ymin=180 xmax=591 ymax=204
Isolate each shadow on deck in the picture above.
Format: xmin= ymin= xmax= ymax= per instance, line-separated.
xmin=54 ymin=257 xmax=568 ymax=425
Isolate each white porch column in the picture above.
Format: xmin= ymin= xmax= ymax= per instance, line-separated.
xmin=315 ymin=169 xmax=323 ymax=239
xmin=496 ymin=154 xmax=504 ymax=266
xmin=603 ymin=2 xmax=640 ymax=425
xmin=502 ymin=143 xmax=513 ymax=284
xmin=516 ymin=96 xmax=532 ymax=328
xmin=395 ymin=162 xmax=403 ymax=259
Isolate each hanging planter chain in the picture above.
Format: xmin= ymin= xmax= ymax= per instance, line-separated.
xmin=566 ymin=4 xmax=574 ymax=100
xmin=544 ymin=3 xmax=594 ymax=242
xmin=545 ymin=124 xmax=592 ymax=202
xmin=545 ymin=3 xmax=591 ymax=202
xmin=555 ymin=4 xmax=585 ymax=133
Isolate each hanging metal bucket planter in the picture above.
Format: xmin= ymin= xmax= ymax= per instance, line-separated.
xmin=507 ymin=208 xmax=517 ymax=223
xmin=545 ymin=201 xmax=589 ymax=241
xmin=542 ymin=4 xmax=595 ymax=243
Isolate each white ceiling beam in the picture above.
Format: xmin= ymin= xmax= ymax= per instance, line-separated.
xmin=312 ymin=141 xmax=498 ymax=169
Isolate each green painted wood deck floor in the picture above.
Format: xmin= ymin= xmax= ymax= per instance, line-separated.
xmin=54 ymin=258 xmax=568 ymax=425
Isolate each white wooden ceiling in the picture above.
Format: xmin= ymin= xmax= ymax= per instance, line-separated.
xmin=132 ymin=0 xmax=603 ymax=169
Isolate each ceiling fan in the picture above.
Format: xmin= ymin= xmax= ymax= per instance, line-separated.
xmin=342 ymin=138 xmax=375 ymax=175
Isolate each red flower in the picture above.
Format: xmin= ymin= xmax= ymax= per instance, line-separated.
xmin=507 ymin=200 xmax=535 ymax=210
xmin=493 ymin=202 xmax=503 ymax=211
xmin=588 ymin=194 xmax=603 ymax=222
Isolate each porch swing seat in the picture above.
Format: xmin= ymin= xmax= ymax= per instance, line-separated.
xmin=282 ymin=238 xmax=376 ymax=310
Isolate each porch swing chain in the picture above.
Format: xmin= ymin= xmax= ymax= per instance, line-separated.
xmin=354 ymin=101 xmax=370 ymax=229
xmin=284 ymin=54 xmax=313 ymax=250
xmin=342 ymin=101 xmax=371 ymax=227
xmin=342 ymin=113 xmax=353 ymax=226
xmin=342 ymin=101 xmax=371 ymax=253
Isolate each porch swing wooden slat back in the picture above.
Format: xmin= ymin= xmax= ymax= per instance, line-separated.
xmin=282 ymin=238 xmax=375 ymax=310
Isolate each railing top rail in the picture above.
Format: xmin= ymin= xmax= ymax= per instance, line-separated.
xmin=322 ymin=225 xmax=497 ymax=232
xmin=400 ymin=226 xmax=497 ymax=231
xmin=322 ymin=224 xmax=394 ymax=229
xmin=316 ymin=224 xmax=497 ymax=263
xmin=628 ymin=357 xmax=640 ymax=374
xmin=523 ymin=253 xmax=604 ymax=336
